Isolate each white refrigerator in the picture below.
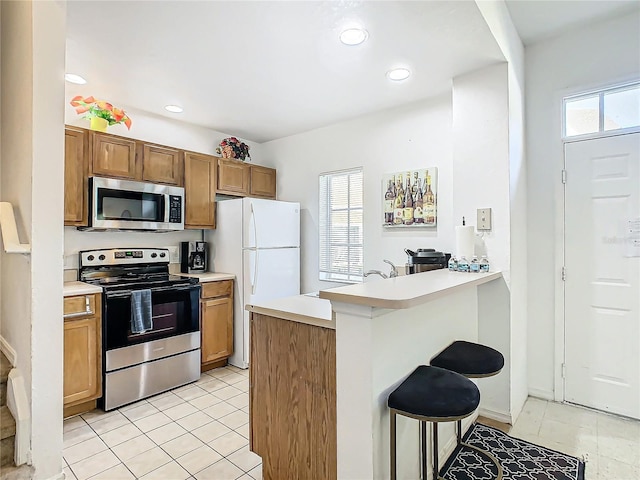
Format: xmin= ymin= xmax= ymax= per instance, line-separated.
xmin=206 ymin=197 xmax=300 ymax=368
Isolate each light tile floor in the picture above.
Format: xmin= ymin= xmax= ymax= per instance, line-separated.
xmin=509 ymin=397 xmax=640 ymax=480
xmin=63 ymin=365 xmax=261 ymax=480
xmin=63 ymin=366 xmax=639 ymax=480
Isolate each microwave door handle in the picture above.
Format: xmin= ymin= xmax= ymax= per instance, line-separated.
xmin=164 ymin=194 xmax=171 ymax=223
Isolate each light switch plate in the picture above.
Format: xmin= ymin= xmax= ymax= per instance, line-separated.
xmin=477 ymin=208 xmax=492 ymax=231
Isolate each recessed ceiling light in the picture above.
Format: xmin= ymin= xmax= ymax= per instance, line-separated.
xmin=387 ymin=68 xmax=411 ymax=81
xmin=164 ymin=105 xmax=183 ymax=113
xmin=340 ymin=27 xmax=368 ymax=46
xmin=65 ymin=73 xmax=87 ymax=84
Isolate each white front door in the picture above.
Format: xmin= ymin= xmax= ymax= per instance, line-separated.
xmin=564 ymin=132 xmax=640 ymax=419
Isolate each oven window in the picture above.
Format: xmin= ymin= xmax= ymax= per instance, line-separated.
xmin=104 ymin=287 xmax=200 ymax=350
xmin=98 ymin=188 xmax=164 ymax=222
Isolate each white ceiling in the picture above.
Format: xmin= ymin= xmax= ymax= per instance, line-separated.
xmin=65 ymin=1 xmax=638 ymax=144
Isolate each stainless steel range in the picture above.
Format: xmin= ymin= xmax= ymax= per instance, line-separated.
xmin=79 ymin=248 xmax=201 ymax=411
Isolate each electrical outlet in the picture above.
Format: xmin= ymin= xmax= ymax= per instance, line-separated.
xmin=165 ymin=246 xmax=180 ymax=264
xmin=477 ymin=208 xmax=492 ymax=231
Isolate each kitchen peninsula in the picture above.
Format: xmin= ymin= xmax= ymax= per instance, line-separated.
xmin=246 ymin=269 xmax=507 ymax=480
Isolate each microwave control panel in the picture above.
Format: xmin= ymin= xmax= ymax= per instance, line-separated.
xmin=169 ymin=195 xmax=182 ymax=223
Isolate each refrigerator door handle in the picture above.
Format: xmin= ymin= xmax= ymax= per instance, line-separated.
xmin=250 ymin=202 xmax=258 ymax=248
xmin=252 ymin=249 xmax=258 ymax=295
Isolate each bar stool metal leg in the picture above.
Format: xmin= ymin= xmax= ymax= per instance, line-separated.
xmin=390 ymin=410 xmax=397 ymax=480
xmin=457 ymin=419 xmax=462 ymax=444
xmin=432 ymin=422 xmax=439 ymax=480
xmin=421 ymin=421 xmax=428 ymax=480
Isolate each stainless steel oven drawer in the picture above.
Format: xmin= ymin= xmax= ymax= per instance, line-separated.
xmin=106 ymin=331 xmax=200 ymax=372
xmin=104 ymin=348 xmax=200 ymax=411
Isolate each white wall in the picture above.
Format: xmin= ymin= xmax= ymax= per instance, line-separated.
xmin=526 ymin=11 xmax=640 ymax=399
xmin=63 ymin=107 xmax=266 ymax=268
xmin=261 ymin=95 xmax=454 ymax=294
xmin=452 ymin=63 xmax=513 ymax=419
xmin=475 ymin=0 xmax=528 ymax=420
xmin=1 ymin=1 xmax=66 ymax=478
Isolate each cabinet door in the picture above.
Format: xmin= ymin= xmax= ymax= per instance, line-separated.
xmin=217 ymin=158 xmax=250 ymax=196
xmin=64 ymin=316 xmax=101 ymax=405
xmin=201 ymin=296 xmax=233 ymax=364
xmin=184 ymin=152 xmax=216 ymax=229
xmin=64 ymin=127 xmax=89 ymax=226
xmin=250 ymin=165 xmax=277 ymax=199
xmin=91 ymin=132 xmax=140 ymax=180
xmin=142 ymin=144 xmax=183 ymax=186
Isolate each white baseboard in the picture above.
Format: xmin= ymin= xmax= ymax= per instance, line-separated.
xmin=0 ymin=335 xmax=17 ymax=366
xmin=478 ymin=407 xmax=512 ymax=425
xmin=528 ymin=387 xmax=555 ymax=401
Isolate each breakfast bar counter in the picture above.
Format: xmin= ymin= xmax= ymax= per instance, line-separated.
xmin=247 ymin=270 xmax=509 ymax=480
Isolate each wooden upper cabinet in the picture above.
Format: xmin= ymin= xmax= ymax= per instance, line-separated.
xmin=184 ymin=152 xmax=216 ymax=229
xmin=91 ymin=132 xmax=140 ymax=180
xmin=142 ymin=144 xmax=183 ymax=186
xmin=64 ymin=127 xmax=89 ymax=226
xmin=217 ymin=158 xmax=250 ymax=196
xmin=250 ymin=165 xmax=277 ymax=199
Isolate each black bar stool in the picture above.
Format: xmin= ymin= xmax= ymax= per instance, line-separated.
xmin=431 ymin=340 xmax=505 ymax=478
xmin=387 ymin=365 xmax=480 ymax=480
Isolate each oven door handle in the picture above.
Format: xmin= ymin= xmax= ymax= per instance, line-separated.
xmin=105 ymin=284 xmax=198 ymax=298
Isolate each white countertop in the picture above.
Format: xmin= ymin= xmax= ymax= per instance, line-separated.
xmin=246 ymin=294 xmax=334 ymax=329
xmin=319 ymin=269 xmax=502 ymax=309
xmin=63 ymin=281 xmax=103 ymax=297
xmin=178 ymin=272 xmax=235 ymax=282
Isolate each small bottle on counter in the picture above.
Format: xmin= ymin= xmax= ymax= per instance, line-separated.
xmin=457 ymin=256 xmax=470 ymax=273
xmin=470 ymin=255 xmax=480 ymax=273
xmin=480 ymin=255 xmax=490 ymax=273
xmin=448 ymin=256 xmax=458 ymax=271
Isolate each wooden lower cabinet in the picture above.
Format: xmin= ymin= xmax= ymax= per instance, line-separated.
xmin=200 ymin=280 xmax=234 ymax=370
xmin=63 ymin=294 xmax=102 ymax=417
xmin=250 ymin=313 xmax=336 ymax=480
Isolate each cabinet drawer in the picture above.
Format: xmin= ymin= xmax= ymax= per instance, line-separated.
xmin=64 ymin=295 xmax=97 ymax=319
xmin=201 ymin=280 xmax=233 ymax=299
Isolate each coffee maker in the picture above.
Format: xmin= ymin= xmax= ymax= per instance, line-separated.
xmin=180 ymin=241 xmax=207 ymax=274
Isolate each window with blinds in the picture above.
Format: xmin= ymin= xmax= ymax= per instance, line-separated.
xmin=319 ymin=168 xmax=364 ymax=283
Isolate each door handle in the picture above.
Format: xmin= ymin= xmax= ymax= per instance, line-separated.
xmin=250 ymin=202 xmax=258 ymax=248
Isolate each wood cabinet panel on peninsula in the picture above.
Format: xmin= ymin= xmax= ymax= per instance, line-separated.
xmin=184 ymin=152 xmax=217 ymax=229
xmin=63 ymin=293 xmax=102 ymax=418
xmin=64 ymin=127 xmax=89 ymax=226
xmin=201 ymin=280 xmax=234 ymax=370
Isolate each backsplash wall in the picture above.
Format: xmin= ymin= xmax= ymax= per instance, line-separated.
xmin=64 ymin=227 xmax=202 ymax=273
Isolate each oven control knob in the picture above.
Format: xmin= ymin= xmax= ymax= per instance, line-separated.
xmin=151 ymin=253 xmax=157 ymax=258
xmin=98 ymin=255 xmax=106 ymax=261
xmin=87 ymin=255 xmax=94 ymax=261
xmin=159 ymin=252 xmax=166 ymax=258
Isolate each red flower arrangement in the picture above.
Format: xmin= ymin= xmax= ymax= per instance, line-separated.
xmin=216 ymin=137 xmax=251 ymax=161
xmin=70 ymin=95 xmax=132 ymax=129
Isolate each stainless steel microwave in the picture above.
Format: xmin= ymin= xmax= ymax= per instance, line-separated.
xmin=87 ymin=177 xmax=184 ymax=231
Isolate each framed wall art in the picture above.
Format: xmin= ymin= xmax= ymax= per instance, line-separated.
xmin=382 ymin=167 xmax=437 ymax=227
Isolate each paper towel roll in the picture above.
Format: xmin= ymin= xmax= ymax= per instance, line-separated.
xmin=455 ymin=225 xmax=475 ymax=259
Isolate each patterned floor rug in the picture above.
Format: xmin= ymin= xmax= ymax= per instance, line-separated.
xmin=440 ymin=423 xmax=586 ymax=480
